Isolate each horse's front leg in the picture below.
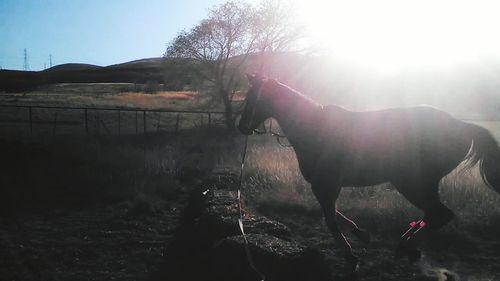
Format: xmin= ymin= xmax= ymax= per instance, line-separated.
xmin=312 ymin=183 xmax=359 ymax=274
xmin=336 ymin=210 xmax=371 ymax=244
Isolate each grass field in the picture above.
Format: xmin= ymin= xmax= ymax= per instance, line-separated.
xmin=1 ymin=84 xmax=500 ymax=280
xmin=0 ymin=84 xmax=230 ymax=138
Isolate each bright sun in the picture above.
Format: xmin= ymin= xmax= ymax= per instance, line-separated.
xmin=295 ymin=0 xmax=500 ymax=72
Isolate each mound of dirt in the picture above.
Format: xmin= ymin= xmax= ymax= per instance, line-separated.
xmin=152 ymin=187 xmax=333 ymax=281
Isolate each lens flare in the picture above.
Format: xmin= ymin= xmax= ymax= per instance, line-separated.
xmin=295 ymin=0 xmax=500 ymax=72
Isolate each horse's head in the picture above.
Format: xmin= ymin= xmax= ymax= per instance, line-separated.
xmin=238 ymin=74 xmax=276 ymax=135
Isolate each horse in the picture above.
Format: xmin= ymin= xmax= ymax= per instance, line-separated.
xmin=238 ymin=74 xmax=500 ymax=273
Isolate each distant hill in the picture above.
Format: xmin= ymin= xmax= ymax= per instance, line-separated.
xmin=109 ymin=58 xmax=164 ymax=69
xmin=0 ymin=57 xmax=167 ymax=93
xmin=44 ymin=63 xmax=102 ymax=73
xmin=0 ymin=70 xmax=43 ymax=93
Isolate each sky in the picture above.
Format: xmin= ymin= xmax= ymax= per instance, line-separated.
xmin=296 ymin=0 xmax=500 ymax=73
xmin=2 ymin=0 xmax=500 ymax=72
xmin=0 ymin=0 xmax=233 ymax=70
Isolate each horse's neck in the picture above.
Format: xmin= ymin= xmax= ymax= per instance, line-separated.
xmin=272 ymin=93 xmax=321 ymax=140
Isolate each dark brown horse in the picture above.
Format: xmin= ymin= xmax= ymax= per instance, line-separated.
xmin=238 ymin=74 xmax=500 ymax=273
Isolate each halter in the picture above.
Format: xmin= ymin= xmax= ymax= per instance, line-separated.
xmin=244 ymin=82 xmax=292 ymax=148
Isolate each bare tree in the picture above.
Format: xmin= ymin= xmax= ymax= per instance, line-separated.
xmin=165 ymin=0 xmax=302 ymax=130
xmin=252 ymin=0 xmax=304 ymax=71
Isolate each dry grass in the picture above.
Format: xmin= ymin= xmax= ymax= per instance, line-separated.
xmin=114 ymin=91 xmax=198 ymax=105
xmin=106 ymin=91 xmax=203 ymax=110
xmin=243 ymin=138 xmax=314 ymax=207
xmin=0 ymin=84 xmax=212 ymax=111
xmin=0 ymin=85 xmax=227 ymax=138
xmin=0 ymin=128 xmax=243 ymax=212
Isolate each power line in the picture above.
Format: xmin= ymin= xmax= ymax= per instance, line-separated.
xmin=23 ymin=48 xmax=30 ymax=71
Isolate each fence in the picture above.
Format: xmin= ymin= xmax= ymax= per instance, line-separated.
xmin=0 ymin=104 xmax=227 ymax=137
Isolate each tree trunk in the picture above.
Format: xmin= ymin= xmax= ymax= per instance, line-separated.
xmin=220 ymin=90 xmax=236 ymax=131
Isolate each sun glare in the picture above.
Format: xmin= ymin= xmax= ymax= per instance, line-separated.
xmin=295 ymin=0 xmax=500 ymax=72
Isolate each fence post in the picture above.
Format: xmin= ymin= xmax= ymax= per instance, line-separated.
xmin=135 ymin=111 xmax=138 ymax=134
xmin=156 ymin=112 xmax=161 ymax=132
xmin=143 ymin=110 xmax=146 ymax=134
xmin=208 ymin=113 xmax=211 ymax=128
xmin=84 ymin=108 xmax=88 ymax=134
xmin=96 ymin=111 xmax=100 ymax=135
xmin=52 ymin=112 xmax=58 ymax=136
xmin=29 ymin=107 xmax=33 ymax=134
xmin=175 ymin=113 xmax=180 ymax=134
xmin=118 ymin=110 xmax=121 ymax=136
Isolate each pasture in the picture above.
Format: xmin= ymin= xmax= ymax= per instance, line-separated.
xmin=1 ymin=83 xmax=500 ymax=280
xmin=0 ymin=83 xmax=227 ymax=138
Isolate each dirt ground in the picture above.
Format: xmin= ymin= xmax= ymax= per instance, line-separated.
xmin=2 ymin=185 xmax=500 ymax=281
xmin=0 ymin=198 xmax=185 ymax=281
xmin=257 ymin=204 xmax=500 ymax=281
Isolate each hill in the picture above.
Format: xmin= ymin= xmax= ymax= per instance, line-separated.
xmin=0 ymin=58 xmax=167 ymax=93
xmin=43 ymin=63 xmax=103 ymax=73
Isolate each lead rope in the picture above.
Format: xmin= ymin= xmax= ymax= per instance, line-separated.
xmin=237 ymin=135 xmax=265 ymax=281
xmin=253 ymin=122 xmax=292 ymax=148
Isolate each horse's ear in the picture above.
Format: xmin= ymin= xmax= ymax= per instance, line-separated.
xmin=246 ymin=73 xmax=255 ymax=83
xmin=246 ymin=73 xmax=262 ymax=86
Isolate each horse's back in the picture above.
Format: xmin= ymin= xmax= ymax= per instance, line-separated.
xmin=314 ymin=106 xmax=472 ymax=185
xmin=323 ymin=105 xmax=460 ymax=145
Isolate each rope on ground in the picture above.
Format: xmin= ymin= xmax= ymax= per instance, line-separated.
xmin=237 ymin=135 xmax=265 ymax=281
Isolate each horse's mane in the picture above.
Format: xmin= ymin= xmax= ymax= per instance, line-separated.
xmin=266 ymin=79 xmax=321 ymax=108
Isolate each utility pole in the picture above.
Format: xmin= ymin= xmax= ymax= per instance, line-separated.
xmin=49 ymin=54 xmax=53 ymax=68
xmin=23 ymin=48 xmax=30 ymax=71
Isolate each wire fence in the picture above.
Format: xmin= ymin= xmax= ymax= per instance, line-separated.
xmin=0 ymin=104 xmax=227 ymax=137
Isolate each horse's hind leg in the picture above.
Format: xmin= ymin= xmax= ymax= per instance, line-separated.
xmin=392 ymin=179 xmax=455 ymax=261
xmin=312 ymin=182 xmax=359 ymax=273
xmin=336 ymin=210 xmax=370 ymax=243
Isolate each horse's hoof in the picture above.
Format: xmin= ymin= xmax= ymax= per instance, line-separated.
xmin=355 ymin=229 xmax=371 ymax=244
xmin=343 ymin=264 xmax=359 ymax=281
xmin=344 ymin=255 xmax=359 ymax=275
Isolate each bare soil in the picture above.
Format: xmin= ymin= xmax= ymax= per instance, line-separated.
xmin=0 ymin=198 xmax=185 ymax=281
xmin=2 ymin=185 xmax=500 ymax=281
xmin=255 ymin=202 xmax=500 ymax=281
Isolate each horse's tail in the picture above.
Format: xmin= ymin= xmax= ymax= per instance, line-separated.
xmin=464 ymin=122 xmax=500 ymax=193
